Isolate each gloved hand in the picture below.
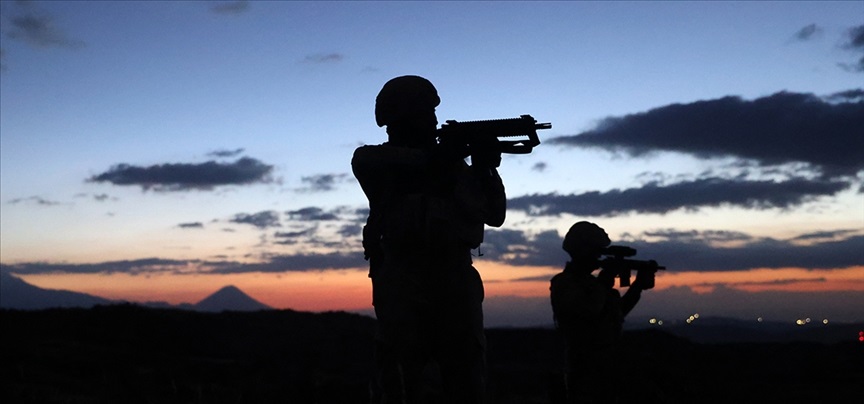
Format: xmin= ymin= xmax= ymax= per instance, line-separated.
xmin=632 ymin=266 xmax=657 ymax=290
xmin=597 ymin=267 xmax=617 ymax=289
xmin=470 ymin=137 xmax=502 ymax=168
xmin=471 ymin=150 xmax=501 ymax=168
xmin=433 ymin=136 xmax=470 ymax=162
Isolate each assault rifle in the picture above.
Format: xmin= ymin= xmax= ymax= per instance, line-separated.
xmin=599 ymin=245 xmax=665 ymax=289
xmin=437 ymin=114 xmax=550 ymax=155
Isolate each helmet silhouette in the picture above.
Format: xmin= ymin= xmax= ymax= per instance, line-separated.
xmin=375 ymin=75 xmax=440 ymax=127
xmin=562 ymin=221 xmax=611 ymax=256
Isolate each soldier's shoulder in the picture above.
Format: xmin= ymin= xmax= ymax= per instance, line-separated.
xmin=352 ymin=143 xmax=385 ymax=161
xmin=550 ymin=271 xmax=568 ymax=282
xmin=551 ymin=270 xmax=596 ymax=290
xmin=354 ymin=143 xmax=385 ymax=153
xmin=550 ymin=271 xmax=577 ymax=290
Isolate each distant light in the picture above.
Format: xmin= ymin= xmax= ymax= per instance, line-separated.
xmin=686 ymin=318 xmax=692 ymax=324
xmin=796 ymin=319 xmax=805 ymax=326
xmin=693 ymin=313 xmax=700 ymax=319
xmin=822 ymin=319 xmax=829 ymax=325
xmin=858 ymin=331 xmax=863 ymax=343
xmin=649 ymin=318 xmax=657 ymax=324
xmin=657 ymin=320 xmax=664 ymax=326
xmin=757 ymin=317 xmax=763 ymax=322
xmin=805 ymin=317 xmax=811 ymax=323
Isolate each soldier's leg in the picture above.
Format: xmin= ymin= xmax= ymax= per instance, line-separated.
xmin=437 ymin=267 xmax=487 ymax=403
xmin=372 ymin=278 xmax=429 ymax=403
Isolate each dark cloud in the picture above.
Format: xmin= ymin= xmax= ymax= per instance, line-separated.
xmin=286 ymin=207 xmax=340 ymax=221
xmin=209 ymin=252 xmax=365 ymax=273
xmin=273 ymin=227 xmax=318 ymax=245
xmin=480 ymin=229 xmax=566 ymax=267
xmin=531 ymin=162 xmax=547 ymax=172
xmin=1 ymin=258 xmax=191 ymax=276
xmin=88 ymin=157 xmax=274 ymax=191
xmin=74 ymin=193 xmax=117 ymax=202
xmin=273 ymin=206 xmax=365 ymax=249
xmin=177 ymin=222 xmax=204 ymax=229
xmin=209 ymin=0 xmax=250 ymax=14
xmin=230 ymin=210 xmax=280 ymax=229
xmin=839 ymin=25 xmax=864 ymax=72
xmin=0 ymin=252 xmax=364 ymax=276
xmin=478 ymin=227 xmax=864 ymax=272
xmin=220 ymin=206 xmax=365 ymax=249
xmin=548 ymin=91 xmax=864 ymax=178
xmin=338 ymin=223 xmax=363 ymax=238
xmin=609 ymin=233 xmax=864 ymax=272
xmin=843 ymin=24 xmax=864 ymax=50
xmin=793 ymin=23 xmax=821 ymax=41
xmin=4 ymin=227 xmax=859 ymax=277
xmin=695 ymin=277 xmax=827 ymax=288
xmin=824 ymin=88 xmax=864 ymax=102
xmin=7 ymin=196 xmax=62 ymax=206
xmin=639 ymin=229 xmax=753 ymax=244
xmin=507 ymin=176 xmax=850 ymax=217
xmin=791 ymin=229 xmax=859 ymax=241
xmin=5 ymin=12 xmax=84 ymax=49
xmin=297 ymin=173 xmax=350 ymax=192
xmin=274 ymin=228 xmax=317 ymax=239
xmin=302 ymin=53 xmax=344 ymax=64
xmin=206 ymin=148 xmax=245 ymax=158
xmin=838 ymin=57 xmax=864 ymax=73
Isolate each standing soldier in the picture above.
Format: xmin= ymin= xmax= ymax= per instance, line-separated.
xmin=352 ymin=75 xmax=506 ymax=403
xmin=550 ymin=221 xmax=656 ymax=403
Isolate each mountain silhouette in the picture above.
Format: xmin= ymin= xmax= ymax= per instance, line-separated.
xmin=193 ymin=285 xmax=272 ymax=312
xmin=1 ymin=271 xmax=270 ymax=312
xmin=0 ymin=270 xmax=114 ymax=309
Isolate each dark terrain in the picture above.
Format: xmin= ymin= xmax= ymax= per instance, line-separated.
xmin=2 ymin=305 xmax=861 ymax=403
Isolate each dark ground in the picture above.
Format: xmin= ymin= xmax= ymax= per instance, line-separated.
xmin=2 ymin=305 xmax=862 ymax=404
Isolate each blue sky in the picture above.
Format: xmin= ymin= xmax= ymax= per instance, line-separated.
xmin=1 ymin=1 xmax=862 ymax=325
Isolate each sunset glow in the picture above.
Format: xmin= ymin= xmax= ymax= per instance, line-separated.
xmin=17 ymin=263 xmax=863 ymax=322
xmin=2 ymin=1 xmax=862 ymax=325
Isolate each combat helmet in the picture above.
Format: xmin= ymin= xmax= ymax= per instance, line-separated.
xmin=562 ymin=221 xmax=611 ymax=257
xmin=375 ymin=75 xmax=440 ymax=127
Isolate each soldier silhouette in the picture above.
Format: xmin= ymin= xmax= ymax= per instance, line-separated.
xmin=550 ymin=221 xmax=656 ymax=403
xmin=352 ymin=75 xmax=506 ymax=403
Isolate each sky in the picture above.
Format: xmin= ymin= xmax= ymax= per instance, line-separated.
xmin=1 ymin=1 xmax=862 ymax=327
